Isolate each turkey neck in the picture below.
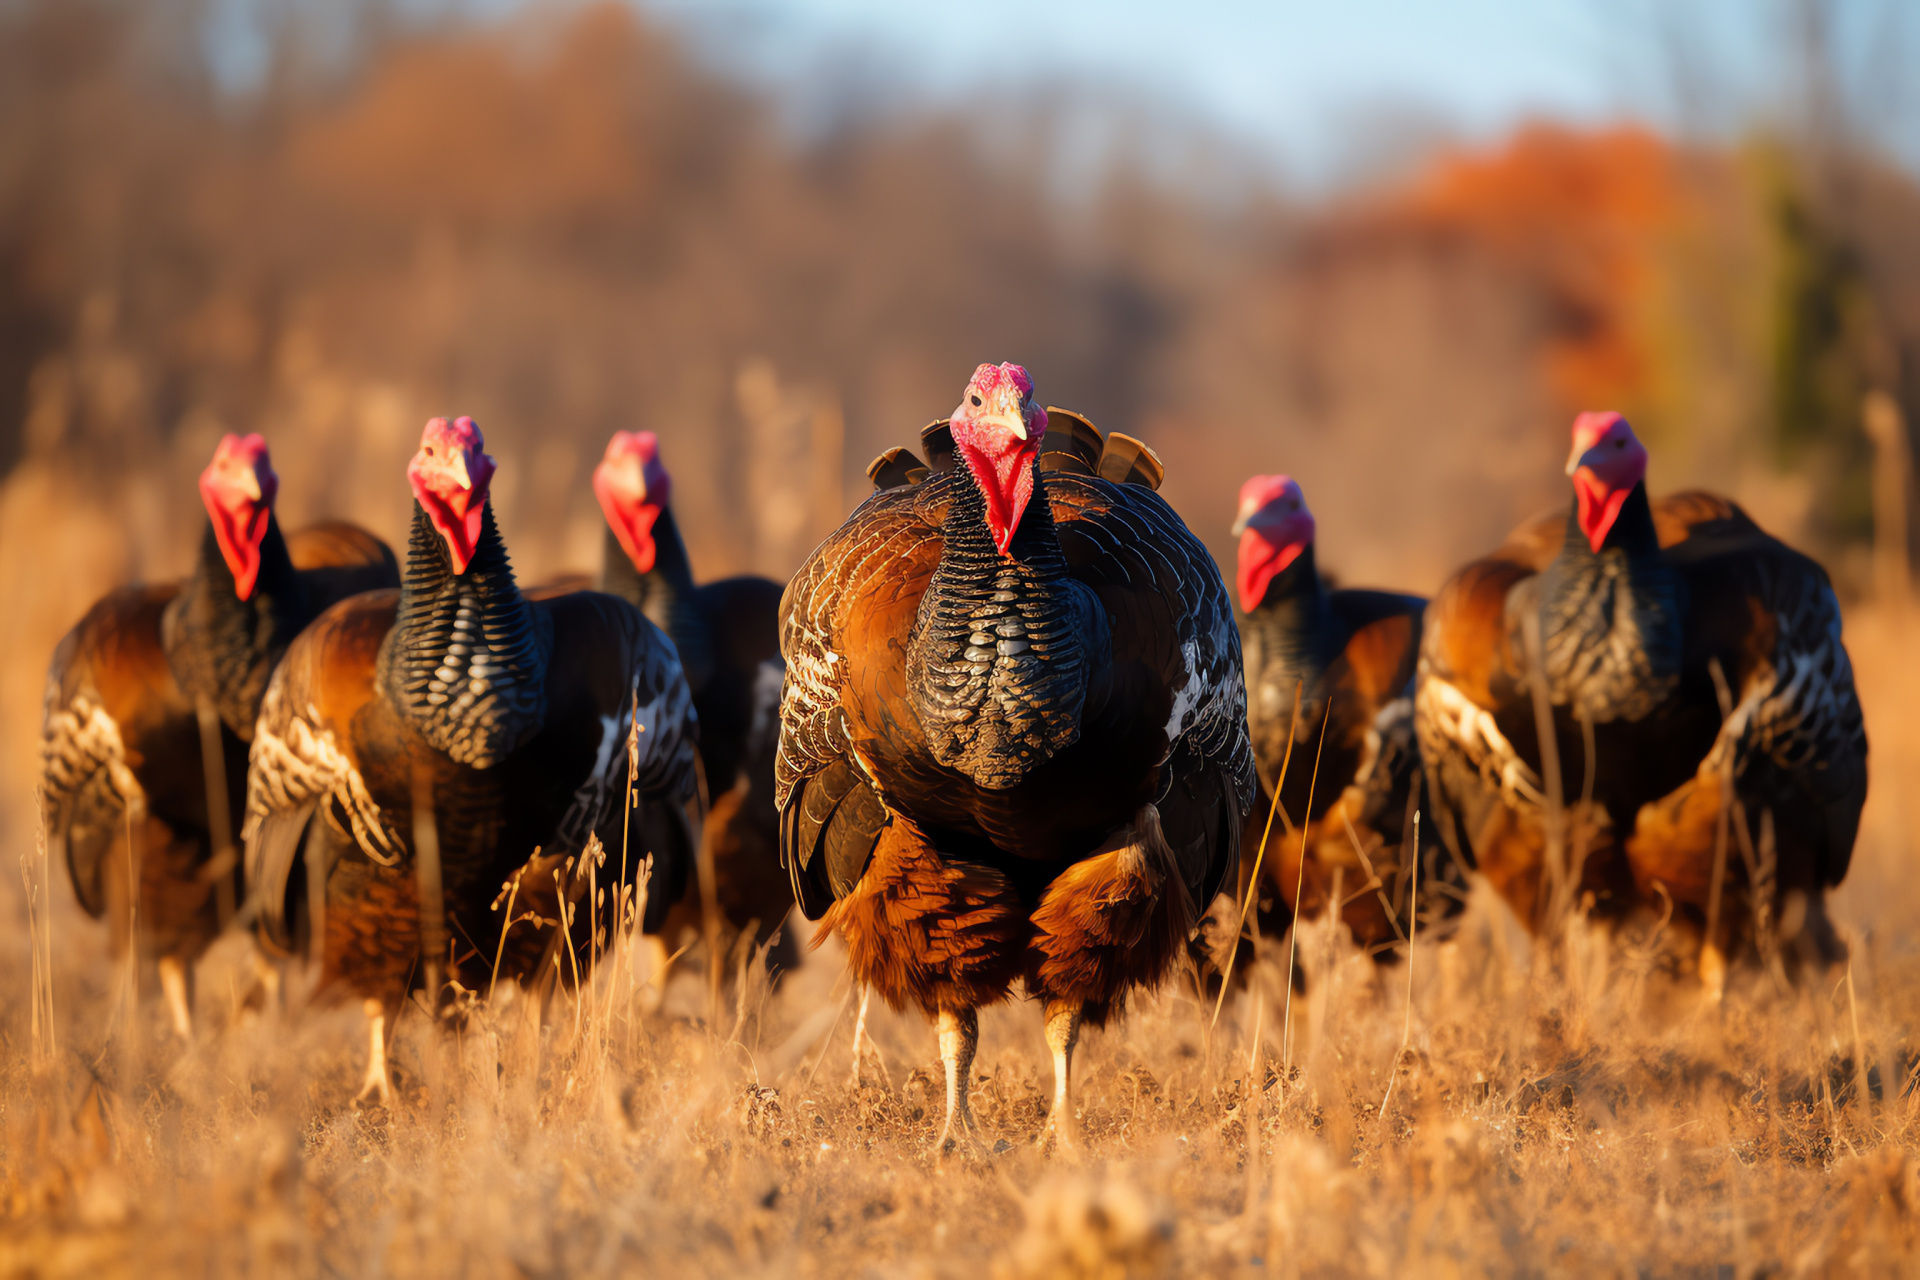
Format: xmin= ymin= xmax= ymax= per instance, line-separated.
xmin=163 ymin=516 xmax=309 ymax=739
xmin=906 ymin=461 xmax=1106 ymax=791
xmin=598 ymin=510 xmax=713 ymax=693
xmin=1239 ymin=546 xmax=1342 ymax=786
xmin=1532 ymin=482 xmax=1683 ymax=724
xmin=1241 ymin=545 xmax=1342 ymax=699
xmin=379 ymin=501 xmax=551 ymax=769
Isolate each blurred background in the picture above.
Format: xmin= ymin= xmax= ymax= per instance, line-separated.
xmin=2 ymin=0 xmax=1919 ymax=865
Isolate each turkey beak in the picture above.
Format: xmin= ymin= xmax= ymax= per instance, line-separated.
xmin=977 ymin=406 xmax=1027 ymax=441
xmin=1231 ymin=501 xmax=1259 ymax=537
xmin=450 ymin=451 xmax=473 ymax=491
xmin=237 ymin=468 xmax=262 ymax=502
xmin=1565 ymin=441 xmax=1593 ymax=477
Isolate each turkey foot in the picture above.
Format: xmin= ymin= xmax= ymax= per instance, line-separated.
xmin=353 ymin=998 xmax=393 ymax=1105
xmin=158 ymin=956 xmax=192 ymax=1041
xmin=1040 ymin=999 xmax=1082 ymax=1152
xmin=848 ymin=985 xmax=876 ymax=1087
xmin=1698 ymin=940 xmax=1727 ymax=1004
xmin=933 ymin=1006 xmax=986 ymax=1156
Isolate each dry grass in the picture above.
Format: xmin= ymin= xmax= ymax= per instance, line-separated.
xmin=0 ymin=609 xmax=1916 ymax=1279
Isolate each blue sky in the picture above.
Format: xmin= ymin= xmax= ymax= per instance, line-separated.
xmin=199 ymin=0 xmax=1915 ymax=186
xmin=642 ymin=0 xmax=1910 ymax=186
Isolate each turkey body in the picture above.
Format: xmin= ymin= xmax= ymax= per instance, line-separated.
xmin=244 ymin=503 xmax=699 ymax=1008
xmin=41 ymin=517 xmax=397 ymax=1004
xmin=1417 ymin=487 xmax=1865 ymax=968
xmin=600 ymin=514 xmax=793 ymax=966
xmin=1235 ymin=550 xmax=1458 ymax=956
xmin=779 ymin=458 xmax=1253 ymax=1028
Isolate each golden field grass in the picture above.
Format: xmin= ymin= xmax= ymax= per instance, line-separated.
xmin=0 ymin=605 xmax=1916 ymax=1279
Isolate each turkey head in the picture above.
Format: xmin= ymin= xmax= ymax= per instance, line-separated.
xmin=949 ymin=362 xmax=1049 ymax=557
xmin=1565 ymin=411 xmax=1647 ymax=554
xmin=592 ymin=430 xmax=671 ymax=574
xmin=408 ymin=416 xmax=497 ymax=574
xmin=1232 ymin=474 xmax=1315 ymax=613
xmin=199 ymin=433 xmax=280 ymax=601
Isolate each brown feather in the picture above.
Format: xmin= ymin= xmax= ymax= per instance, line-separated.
xmin=1028 ymin=805 xmax=1194 ymax=1027
xmin=816 ymin=814 xmax=1029 ymax=1014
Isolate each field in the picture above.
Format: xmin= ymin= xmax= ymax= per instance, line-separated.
xmin=0 ymin=607 xmax=1909 ymax=1279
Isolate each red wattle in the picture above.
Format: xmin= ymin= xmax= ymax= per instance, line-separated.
xmin=207 ymin=499 xmax=270 ymax=601
xmin=411 ymin=474 xmax=490 ymax=574
xmin=1236 ymin=528 xmax=1306 ymax=613
xmin=598 ymin=490 xmax=662 ymax=574
xmin=958 ymin=439 xmax=1039 ymax=557
xmin=198 ymin=472 xmax=272 ymax=601
xmin=1573 ymin=469 xmax=1632 ymax=554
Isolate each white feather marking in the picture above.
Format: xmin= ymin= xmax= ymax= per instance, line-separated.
xmin=42 ymin=695 xmax=144 ymax=814
xmin=247 ymin=696 xmax=400 ymax=864
xmin=586 ymin=713 xmax=619 ymax=787
xmin=1417 ymin=675 xmax=1545 ymax=808
xmin=748 ymin=659 xmax=784 ymax=757
xmin=1162 ymin=638 xmax=1204 ymax=742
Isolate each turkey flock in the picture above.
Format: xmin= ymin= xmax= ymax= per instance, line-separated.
xmin=41 ymin=362 xmax=1867 ymax=1149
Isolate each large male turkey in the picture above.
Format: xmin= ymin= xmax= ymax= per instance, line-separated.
xmin=244 ymin=417 xmax=698 ymax=1100
xmin=1417 ymin=411 xmax=1865 ymax=988
xmin=41 ymin=434 xmax=397 ymax=1036
xmin=1225 ymin=474 xmax=1460 ymax=965
xmin=592 ymin=431 xmax=793 ymax=977
xmin=777 ymin=362 xmax=1252 ymax=1149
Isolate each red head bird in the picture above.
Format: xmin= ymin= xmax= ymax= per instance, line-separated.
xmin=199 ymin=433 xmax=280 ymax=601
xmin=949 ymin=362 xmax=1048 ymax=557
xmin=1565 ymin=411 xmax=1647 ymax=554
xmin=408 ymin=416 xmax=497 ymax=575
xmin=592 ymin=431 xmax=672 ymax=574
xmin=1231 ymin=474 xmax=1315 ymax=613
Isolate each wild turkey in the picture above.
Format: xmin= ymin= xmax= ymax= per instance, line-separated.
xmin=243 ymin=417 xmax=698 ymax=1101
xmin=1217 ymin=474 xmax=1459 ymax=973
xmin=40 ymin=433 xmax=398 ymax=1037
xmin=1416 ymin=411 xmax=1866 ymax=987
xmin=591 ymin=431 xmax=793 ymax=977
xmin=777 ymin=363 xmax=1252 ymax=1149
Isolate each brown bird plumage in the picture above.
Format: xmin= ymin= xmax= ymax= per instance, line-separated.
xmin=40 ymin=437 xmax=397 ymax=1038
xmin=243 ymin=418 xmax=698 ymax=1102
xmin=590 ymin=431 xmax=794 ymax=983
xmin=777 ymin=367 xmax=1252 ymax=1149
xmin=1417 ymin=413 xmax=1865 ymax=990
xmin=1207 ymin=475 xmax=1463 ymax=986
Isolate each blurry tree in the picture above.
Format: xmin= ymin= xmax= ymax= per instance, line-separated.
xmin=6 ymin=0 xmax=1920 ymax=850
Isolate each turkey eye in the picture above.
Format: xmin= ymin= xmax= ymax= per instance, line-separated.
xmin=426 ymin=447 xmax=434 ymax=456
xmin=970 ymin=394 xmax=982 ymax=407
xmin=1615 ymin=439 xmax=1625 ymax=448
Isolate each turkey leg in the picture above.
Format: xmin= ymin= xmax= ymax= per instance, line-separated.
xmin=848 ymin=985 xmax=874 ymax=1087
xmin=353 ymin=998 xmax=393 ymax=1105
xmin=934 ymin=1006 xmax=982 ymax=1154
xmin=1043 ymin=1000 xmax=1082 ymax=1150
xmin=158 ymin=956 xmax=193 ymax=1041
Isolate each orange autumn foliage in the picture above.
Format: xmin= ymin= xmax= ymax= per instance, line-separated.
xmin=1395 ymin=125 xmax=1691 ymax=417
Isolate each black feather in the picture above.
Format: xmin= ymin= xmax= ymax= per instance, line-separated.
xmin=378 ymin=502 xmax=550 ymax=768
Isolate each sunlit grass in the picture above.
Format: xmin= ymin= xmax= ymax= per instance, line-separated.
xmin=0 ymin=607 xmax=1915 ymax=1277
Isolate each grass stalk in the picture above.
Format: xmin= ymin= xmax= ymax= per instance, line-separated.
xmin=1210 ymin=680 xmax=1303 ymax=1034
xmin=1377 ymin=811 xmax=1419 ymax=1128
xmin=1280 ymin=698 xmax=1334 ymax=1076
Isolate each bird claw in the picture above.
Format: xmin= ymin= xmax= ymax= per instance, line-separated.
xmin=353 ymin=998 xmax=393 ymax=1107
xmin=934 ymin=1113 xmax=991 ymax=1159
xmin=158 ymin=956 xmax=193 ymax=1042
xmin=1699 ymin=942 xmax=1727 ymax=1004
xmin=1037 ymin=1109 xmax=1081 ymax=1156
